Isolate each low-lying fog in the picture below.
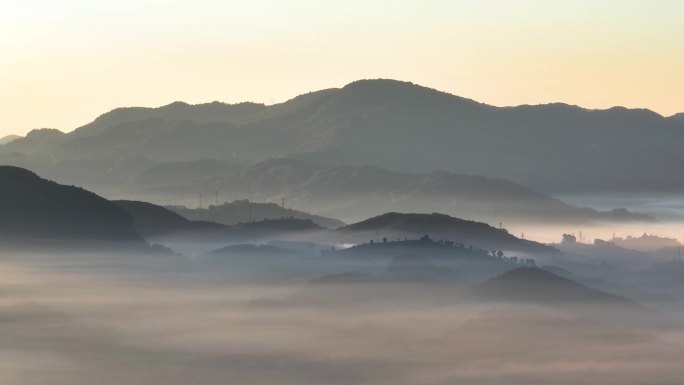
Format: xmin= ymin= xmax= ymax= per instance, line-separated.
xmin=509 ymin=220 xmax=684 ymax=245
xmin=1 ymin=252 xmax=683 ymax=385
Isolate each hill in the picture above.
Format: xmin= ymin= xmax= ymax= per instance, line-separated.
xmin=3 ymin=79 xmax=684 ymax=195
xmin=0 ymin=166 xmax=146 ymax=249
xmin=167 ymin=199 xmax=345 ymax=229
xmin=330 ymin=236 xmax=524 ymax=279
xmin=113 ymin=200 xmax=227 ymax=238
xmin=114 ymin=200 xmax=326 ymax=255
xmin=475 ymin=267 xmax=636 ymax=306
xmin=336 ymin=212 xmax=557 ymax=255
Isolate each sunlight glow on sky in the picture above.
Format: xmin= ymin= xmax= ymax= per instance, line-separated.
xmin=1 ymin=0 xmax=683 ymax=136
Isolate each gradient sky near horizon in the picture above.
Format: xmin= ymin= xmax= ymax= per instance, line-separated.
xmin=2 ymin=0 xmax=683 ymax=136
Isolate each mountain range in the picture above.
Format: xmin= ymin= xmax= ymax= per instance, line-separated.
xmin=129 ymin=158 xmax=652 ymax=225
xmin=2 ymin=79 xmax=683 ymax=197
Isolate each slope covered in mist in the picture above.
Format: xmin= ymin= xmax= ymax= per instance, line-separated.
xmin=129 ymin=158 xmax=653 ymax=225
xmin=475 ymin=267 xmax=636 ymax=305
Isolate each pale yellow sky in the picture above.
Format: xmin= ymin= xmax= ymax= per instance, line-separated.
xmin=1 ymin=0 xmax=683 ymax=136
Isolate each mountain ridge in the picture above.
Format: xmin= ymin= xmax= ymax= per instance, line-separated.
xmin=3 ymin=79 xmax=683 ymax=194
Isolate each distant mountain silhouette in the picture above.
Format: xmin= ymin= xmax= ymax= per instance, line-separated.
xmin=0 ymin=135 xmax=20 ymax=145
xmin=475 ymin=267 xmax=636 ymax=305
xmin=3 ymin=79 xmax=684 ymax=194
xmin=0 ymin=166 xmax=146 ymax=249
xmin=167 ymin=199 xmax=345 ymax=229
xmin=610 ymin=233 xmax=680 ymax=252
xmin=670 ymin=113 xmax=684 ymax=122
xmin=126 ymin=158 xmax=652 ymax=225
xmin=114 ymin=199 xmax=328 ymax=254
xmin=551 ymin=236 xmax=651 ymax=268
xmin=337 ymin=212 xmax=557 ymax=255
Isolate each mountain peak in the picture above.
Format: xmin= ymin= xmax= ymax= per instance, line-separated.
xmin=340 ymin=78 xmax=481 ymax=107
xmin=25 ymin=128 xmax=64 ymax=139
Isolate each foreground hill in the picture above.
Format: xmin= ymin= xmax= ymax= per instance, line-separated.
xmin=3 ymin=79 xmax=683 ymax=194
xmin=0 ymin=166 xmax=146 ymax=249
xmin=475 ymin=267 xmax=636 ymax=306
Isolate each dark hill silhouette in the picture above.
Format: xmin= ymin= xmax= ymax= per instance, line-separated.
xmin=113 ymin=200 xmax=227 ymax=238
xmin=337 ymin=212 xmax=557 ymax=255
xmin=0 ymin=166 xmax=145 ymax=249
xmin=168 ymin=199 xmax=345 ymax=229
xmin=670 ymin=113 xmax=684 ymax=122
xmin=3 ymin=79 xmax=684 ymax=194
xmin=475 ymin=267 xmax=636 ymax=306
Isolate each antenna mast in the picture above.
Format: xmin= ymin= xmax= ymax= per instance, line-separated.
xmin=281 ymin=197 xmax=285 ymax=218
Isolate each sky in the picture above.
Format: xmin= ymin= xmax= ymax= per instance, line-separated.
xmin=1 ymin=0 xmax=683 ymax=136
